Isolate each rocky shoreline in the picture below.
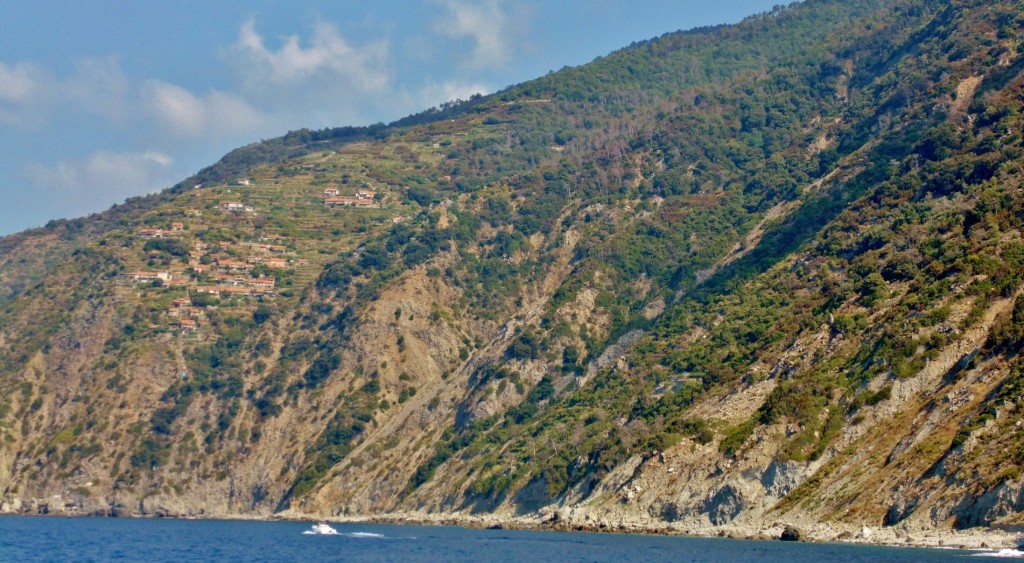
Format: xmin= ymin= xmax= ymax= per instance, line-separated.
xmin=3 ymin=495 xmax=1021 ymax=552
xmin=322 ymin=511 xmax=1023 ymax=552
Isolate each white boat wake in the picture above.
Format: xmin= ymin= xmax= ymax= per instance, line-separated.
xmin=302 ymin=523 xmax=387 ymax=538
xmin=971 ymin=548 xmax=1024 ymax=558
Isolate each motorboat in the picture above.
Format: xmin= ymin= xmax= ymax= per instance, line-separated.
xmin=304 ymin=522 xmax=340 ymax=535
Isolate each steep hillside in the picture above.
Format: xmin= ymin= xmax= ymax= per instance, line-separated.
xmin=3 ymin=0 xmax=1024 ymax=542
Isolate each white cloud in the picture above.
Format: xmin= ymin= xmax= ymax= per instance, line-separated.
xmin=229 ymin=19 xmax=390 ymax=94
xmin=144 ymin=80 xmax=264 ymax=138
xmin=433 ymin=0 xmax=514 ymax=69
xmin=146 ymin=81 xmax=204 ymax=134
xmin=24 ymin=151 xmax=179 ymax=219
xmin=213 ymin=18 xmax=408 ymax=131
xmin=0 ymin=55 xmax=262 ymax=138
xmin=0 ymin=61 xmax=56 ymax=126
xmin=418 ymin=80 xmax=490 ymax=107
xmin=0 ymin=61 xmax=50 ymax=103
xmin=0 ymin=57 xmax=130 ymax=126
xmin=65 ymin=56 xmax=131 ymax=120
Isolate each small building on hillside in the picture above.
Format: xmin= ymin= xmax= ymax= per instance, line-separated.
xmin=249 ymin=277 xmax=276 ymax=290
xmin=166 ymin=275 xmax=191 ymax=287
xmin=249 ymin=243 xmax=287 ymax=253
xmin=171 ymin=297 xmax=192 ymax=308
xmin=325 ymin=197 xmax=374 ymax=208
xmin=213 ymin=274 xmax=247 ymax=286
xmin=216 ymin=259 xmax=252 ymax=272
xmin=125 ymin=271 xmax=171 ymax=282
xmin=196 ymin=285 xmax=274 ymax=298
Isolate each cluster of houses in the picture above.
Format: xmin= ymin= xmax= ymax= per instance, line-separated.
xmin=125 ymin=265 xmax=279 ymax=294
xmin=123 ymin=170 xmax=384 ymax=333
xmin=188 ymin=240 xmax=290 ymax=273
xmin=323 ymin=187 xmax=377 ymax=208
xmin=123 ymin=228 xmax=297 ymax=331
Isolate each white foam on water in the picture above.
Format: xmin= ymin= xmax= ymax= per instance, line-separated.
xmin=971 ymin=548 xmax=1024 ymax=558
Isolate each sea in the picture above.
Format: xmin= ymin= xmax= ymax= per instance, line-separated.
xmin=0 ymin=516 xmax=1020 ymax=562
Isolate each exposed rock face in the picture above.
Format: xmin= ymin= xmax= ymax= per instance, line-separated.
xmin=702 ymin=485 xmax=746 ymax=526
xmin=951 ymin=482 xmax=1024 ymax=529
xmin=761 ymin=462 xmax=805 ymax=498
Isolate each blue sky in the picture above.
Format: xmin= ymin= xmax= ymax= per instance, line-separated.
xmin=0 ymin=0 xmax=781 ymax=235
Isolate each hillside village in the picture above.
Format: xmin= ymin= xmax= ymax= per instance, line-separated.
xmin=110 ymin=136 xmax=447 ymax=334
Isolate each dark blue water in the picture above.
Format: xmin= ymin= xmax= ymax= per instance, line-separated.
xmin=0 ymin=516 xmax=1011 ymax=562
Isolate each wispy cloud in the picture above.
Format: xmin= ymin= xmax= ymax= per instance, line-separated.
xmin=24 ymin=151 xmax=179 ymax=218
xmin=143 ymin=80 xmax=264 ymax=138
xmin=211 ymin=18 xmax=401 ymax=130
xmin=65 ymin=56 xmax=132 ymax=120
xmin=0 ymin=61 xmax=55 ymax=126
xmin=0 ymin=57 xmax=131 ymax=126
xmin=0 ymin=61 xmax=49 ymax=103
xmin=418 ymin=80 xmax=489 ymax=107
xmin=2 ymin=12 xmax=495 ymax=141
xmin=0 ymin=54 xmax=263 ymax=139
xmin=229 ymin=19 xmax=390 ymax=94
xmin=433 ymin=0 xmax=515 ymax=70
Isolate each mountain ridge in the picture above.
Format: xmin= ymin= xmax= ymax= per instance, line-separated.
xmin=3 ymin=0 xmax=1024 ymax=547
